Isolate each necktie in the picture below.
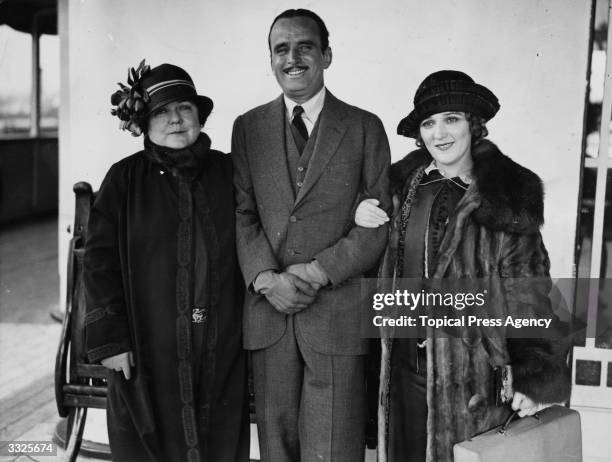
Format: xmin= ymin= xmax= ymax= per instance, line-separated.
xmin=292 ymin=106 xmax=309 ymax=142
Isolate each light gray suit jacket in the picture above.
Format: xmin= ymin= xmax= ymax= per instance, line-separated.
xmin=232 ymin=91 xmax=391 ymax=355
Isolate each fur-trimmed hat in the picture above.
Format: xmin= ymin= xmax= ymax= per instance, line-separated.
xmin=397 ymin=70 xmax=499 ymax=139
xmin=110 ymin=60 xmax=213 ymax=136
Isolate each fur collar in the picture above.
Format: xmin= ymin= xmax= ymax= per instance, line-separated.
xmin=390 ymin=139 xmax=544 ymax=234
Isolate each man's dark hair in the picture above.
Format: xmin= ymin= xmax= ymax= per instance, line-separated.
xmin=268 ymin=9 xmax=330 ymax=52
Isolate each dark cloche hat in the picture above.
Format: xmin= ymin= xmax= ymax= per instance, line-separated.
xmin=397 ymin=70 xmax=500 ymax=139
xmin=110 ymin=60 xmax=213 ymax=136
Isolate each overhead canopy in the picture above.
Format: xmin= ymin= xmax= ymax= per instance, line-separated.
xmin=0 ymin=0 xmax=57 ymax=35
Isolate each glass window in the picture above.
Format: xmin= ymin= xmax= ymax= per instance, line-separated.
xmin=0 ymin=25 xmax=32 ymax=136
xmin=40 ymin=34 xmax=59 ymax=134
xmin=0 ymin=26 xmax=58 ymax=137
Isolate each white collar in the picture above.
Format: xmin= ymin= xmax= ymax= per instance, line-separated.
xmin=424 ymin=160 xmax=439 ymax=176
xmin=284 ymin=86 xmax=326 ymax=126
xmin=424 ymin=160 xmax=473 ymax=184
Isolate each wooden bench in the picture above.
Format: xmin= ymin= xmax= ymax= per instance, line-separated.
xmin=54 ymin=182 xmax=109 ymax=461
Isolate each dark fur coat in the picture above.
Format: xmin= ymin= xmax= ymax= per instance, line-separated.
xmin=377 ymin=140 xmax=571 ymax=462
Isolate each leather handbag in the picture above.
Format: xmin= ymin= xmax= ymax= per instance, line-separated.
xmin=453 ymin=405 xmax=582 ymax=462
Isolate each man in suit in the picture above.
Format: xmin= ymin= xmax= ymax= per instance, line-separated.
xmin=232 ymin=9 xmax=391 ymax=462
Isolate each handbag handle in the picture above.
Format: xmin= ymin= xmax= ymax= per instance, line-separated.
xmin=498 ymin=409 xmax=541 ymax=435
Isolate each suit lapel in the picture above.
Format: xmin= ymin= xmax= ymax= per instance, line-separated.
xmin=295 ymin=91 xmax=347 ymax=206
xmin=256 ymin=95 xmax=296 ymax=207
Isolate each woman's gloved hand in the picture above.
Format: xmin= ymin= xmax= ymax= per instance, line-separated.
xmin=355 ymin=198 xmax=389 ymax=228
xmin=511 ymin=391 xmax=556 ymax=417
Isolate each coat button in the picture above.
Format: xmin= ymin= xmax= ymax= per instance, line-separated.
xmin=289 ymin=216 xmax=297 ymax=223
xmin=297 ymin=181 xmax=303 ymax=187
xmin=298 ymin=166 xmax=305 ymax=172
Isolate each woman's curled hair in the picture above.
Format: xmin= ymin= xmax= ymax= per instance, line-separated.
xmin=415 ymin=112 xmax=489 ymax=147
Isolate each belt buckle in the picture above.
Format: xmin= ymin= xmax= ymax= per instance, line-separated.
xmin=192 ymin=307 xmax=207 ymax=324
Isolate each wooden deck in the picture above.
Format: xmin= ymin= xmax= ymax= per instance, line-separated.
xmin=0 ymin=218 xmax=110 ymax=461
xmin=0 ymin=218 xmax=65 ymax=461
xmin=0 ymin=323 xmax=59 ymax=444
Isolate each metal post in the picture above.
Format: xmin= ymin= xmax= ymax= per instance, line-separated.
xmin=30 ymin=15 xmax=41 ymax=138
xmin=586 ymin=0 xmax=612 ymax=347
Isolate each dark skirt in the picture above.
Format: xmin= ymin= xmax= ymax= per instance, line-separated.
xmin=388 ymin=339 xmax=427 ymax=462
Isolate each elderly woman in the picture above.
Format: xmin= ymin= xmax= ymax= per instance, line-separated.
xmin=356 ymin=70 xmax=571 ymax=462
xmin=84 ymin=61 xmax=249 ymax=462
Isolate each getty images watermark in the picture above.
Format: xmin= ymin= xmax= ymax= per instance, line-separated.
xmin=360 ymin=278 xmax=592 ymax=339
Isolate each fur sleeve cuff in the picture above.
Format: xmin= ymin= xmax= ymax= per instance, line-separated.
xmin=510 ymin=342 xmax=571 ymax=404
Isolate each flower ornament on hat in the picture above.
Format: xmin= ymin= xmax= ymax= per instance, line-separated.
xmin=397 ymin=70 xmax=500 ymax=139
xmin=110 ymin=59 xmax=214 ymax=137
xmin=110 ymin=59 xmax=151 ymax=136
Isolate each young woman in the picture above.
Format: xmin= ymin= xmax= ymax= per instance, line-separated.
xmin=356 ymin=70 xmax=571 ymax=462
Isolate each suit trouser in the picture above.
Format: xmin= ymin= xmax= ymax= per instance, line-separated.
xmin=251 ymin=316 xmax=366 ymax=462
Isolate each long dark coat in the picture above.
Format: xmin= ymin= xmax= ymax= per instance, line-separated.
xmin=378 ymin=139 xmax=571 ymax=462
xmin=84 ymin=136 xmax=249 ymax=462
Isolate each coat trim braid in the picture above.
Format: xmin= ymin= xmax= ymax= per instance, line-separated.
xmin=175 ymin=179 xmax=201 ymax=461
